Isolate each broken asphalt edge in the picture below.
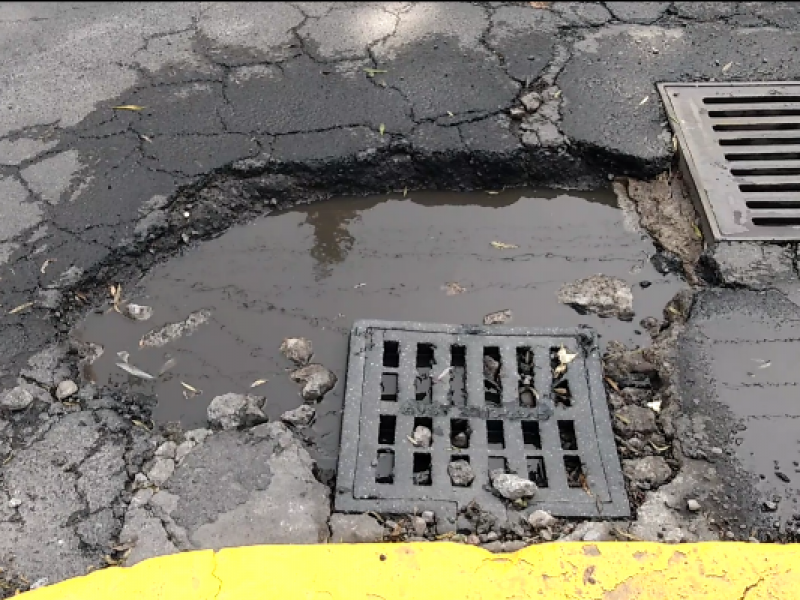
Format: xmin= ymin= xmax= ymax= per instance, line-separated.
xmin=20 ymin=542 xmax=800 ymax=599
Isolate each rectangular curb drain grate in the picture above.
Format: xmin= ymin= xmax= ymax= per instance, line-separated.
xmin=335 ymin=321 xmax=629 ymax=531
xmin=660 ymin=82 xmax=800 ymax=241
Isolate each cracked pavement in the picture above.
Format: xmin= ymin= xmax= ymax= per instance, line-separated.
xmin=4 ymin=1 xmax=800 ymax=592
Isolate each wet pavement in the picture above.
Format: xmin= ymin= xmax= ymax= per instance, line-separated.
xmin=76 ymin=187 xmax=681 ymax=472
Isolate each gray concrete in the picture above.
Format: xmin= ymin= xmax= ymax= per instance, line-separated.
xmin=2 ymin=1 xmax=800 ymax=591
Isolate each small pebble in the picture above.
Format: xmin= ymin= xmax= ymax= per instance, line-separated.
xmin=8 ymin=497 xmax=22 ymax=508
xmin=466 ymin=534 xmax=480 ymax=545
xmin=55 ymin=380 xmax=78 ymax=401
xmin=687 ymin=499 xmax=701 ymax=512
xmin=540 ymin=528 xmax=553 ymax=541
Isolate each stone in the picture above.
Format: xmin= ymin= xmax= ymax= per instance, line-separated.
xmin=561 ymin=521 xmax=615 ymax=542
xmin=174 ymin=441 xmax=196 ymax=463
xmin=155 ymin=441 xmax=178 ymax=459
xmin=8 ymin=497 xmax=22 ymax=508
xmin=0 ymin=386 xmax=34 ymax=411
xmin=557 ymin=274 xmax=634 ymax=320
xmin=147 ymin=458 xmax=175 ymax=486
xmin=762 ymin=501 xmax=778 ymax=512
xmin=185 ymin=428 xmax=212 ymax=444
xmin=280 ymin=337 xmax=313 ymax=365
xmin=412 ymin=425 xmax=432 ymax=448
xmin=540 ymin=528 xmax=553 ymax=541
xmin=207 ymin=392 xmax=267 ymax=430
xmin=139 ymin=309 xmax=211 ymax=348
xmin=623 ymin=456 xmax=672 ymax=488
xmin=491 ymin=472 xmax=537 ymax=500
xmin=280 ymin=404 xmax=316 ymax=427
xmin=330 ymin=513 xmax=385 ymax=543
xmin=55 ymin=380 xmax=78 ymax=401
xmin=466 ymin=534 xmax=481 ymax=545
xmin=122 ymin=303 xmax=154 ymax=321
xmin=527 ymin=509 xmax=556 ymax=530
xmin=290 ymin=364 xmax=337 ymax=402
xmin=520 ymin=91 xmax=541 ymax=112
xmin=133 ymin=473 xmax=150 ymax=489
xmin=29 ymin=578 xmax=49 ymax=590
xmin=613 ymin=405 xmax=658 ymax=437
xmin=448 ymin=460 xmax=476 ymax=486
xmin=412 ymin=516 xmax=427 ymax=537
xmin=421 ymin=510 xmax=435 ymax=524
xmin=687 ymin=499 xmax=701 ymax=512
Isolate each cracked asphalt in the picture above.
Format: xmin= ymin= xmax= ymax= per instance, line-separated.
xmin=5 ymin=0 xmax=800 ymax=593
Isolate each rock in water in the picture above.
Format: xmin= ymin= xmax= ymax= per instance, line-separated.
xmin=290 ymin=364 xmax=337 ymax=402
xmin=557 ymin=274 xmax=634 ymax=321
xmin=281 ymin=405 xmax=316 ymax=427
xmin=280 ymin=337 xmax=313 ymax=366
xmin=207 ymin=393 xmax=267 ymax=430
xmin=491 ymin=472 xmax=537 ymax=500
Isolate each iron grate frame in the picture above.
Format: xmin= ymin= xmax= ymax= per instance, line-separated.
xmin=334 ymin=320 xmax=630 ymax=531
xmin=659 ymin=81 xmax=800 ymax=242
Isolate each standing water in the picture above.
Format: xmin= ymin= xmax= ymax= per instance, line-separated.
xmin=74 ymin=188 xmax=681 ymax=475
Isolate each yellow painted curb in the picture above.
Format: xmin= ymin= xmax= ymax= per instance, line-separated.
xmin=19 ymin=542 xmax=800 ymax=599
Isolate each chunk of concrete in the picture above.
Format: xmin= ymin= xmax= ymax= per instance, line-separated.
xmin=329 ymin=513 xmax=385 ymax=543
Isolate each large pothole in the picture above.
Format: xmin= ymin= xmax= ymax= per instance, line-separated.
xmin=73 ymin=186 xmax=682 ymax=477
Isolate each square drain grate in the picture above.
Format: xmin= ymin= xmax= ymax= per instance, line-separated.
xmin=660 ymin=82 xmax=800 ymax=241
xmin=335 ymin=321 xmax=629 ymax=530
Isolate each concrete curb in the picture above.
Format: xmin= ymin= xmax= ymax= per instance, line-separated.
xmin=19 ymin=542 xmax=800 ymax=599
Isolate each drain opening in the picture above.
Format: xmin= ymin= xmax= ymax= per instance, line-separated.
xmin=381 ymin=373 xmax=398 ymax=401
xmin=450 ymin=418 xmax=471 ymax=449
xmin=450 ymin=345 xmax=467 ymax=406
xmin=483 ymin=347 xmax=502 ymax=405
xmin=487 ymin=420 xmax=505 ymax=450
xmin=527 ymin=457 xmax=549 ymax=488
xmin=413 ymin=453 xmax=433 ymax=486
xmin=558 ymin=420 xmax=578 ymax=451
xmin=378 ymin=415 xmax=396 ymax=445
xmin=564 ymin=456 xmax=586 ymax=489
xmin=376 ymin=449 xmax=395 ymax=484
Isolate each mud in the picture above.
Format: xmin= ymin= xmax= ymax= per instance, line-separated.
xmin=74 ymin=187 xmax=682 ymax=474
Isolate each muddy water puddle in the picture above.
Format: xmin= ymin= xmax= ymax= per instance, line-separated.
xmin=75 ymin=187 xmax=682 ymax=474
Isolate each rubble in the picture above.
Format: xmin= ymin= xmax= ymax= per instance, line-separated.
xmin=490 ymin=472 xmax=537 ymax=500
xmin=55 ymin=380 xmax=78 ymax=401
xmin=329 ymin=513 xmax=384 ymax=543
xmin=290 ymin=364 xmax=337 ymax=402
xmin=448 ymin=460 xmax=476 ymax=486
xmin=207 ymin=393 xmax=267 ymax=430
xmin=123 ymin=303 xmax=154 ymax=321
xmin=139 ymin=309 xmax=212 ymax=348
xmin=527 ymin=510 xmax=556 ymax=530
xmin=557 ymin=274 xmax=634 ymax=320
xmin=623 ymin=456 xmax=672 ymax=489
xmin=411 ymin=425 xmax=432 ymax=448
xmin=281 ymin=404 xmax=316 ymax=427
xmin=0 ymin=386 xmax=34 ymax=411
xmin=280 ymin=337 xmax=314 ymax=365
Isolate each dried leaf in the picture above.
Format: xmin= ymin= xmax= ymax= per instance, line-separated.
xmin=250 ymin=378 xmax=268 ymax=388
xmin=379 ymin=123 xmax=385 ymax=136
xmin=490 ymin=241 xmax=518 ymax=250
xmin=646 ymin=400 xmax=662 ymax=413
xmin=131 ymin=419 xmax=151 ymax=430
xmin=650 ymin=442 xmax=670 ymax=453
xmin=140 ymin=135 xmax=152 ymax=143
xmin=117 ymin=351 xmax=130 ymax=363
xmin=112 ymin=105 xmax=145 ymax=111
xmin=722 ymin=61 xmax=733 ymax=73
xmin=672 ymin=135 xmax=678 ymax=152
xmin=363 ymin=68 xmax=387 ymax=77
xmin=557 ymin=345 xmax=577 ymax=365
xmin=553 ymin=89 xmax=562 ymax=98
xmin=605 ymin=377 xmax=620 ymax=392
xmin=8 ymin=302 xmax=33 ymax=315
xmin=180 ymin=381 xmax=200 ymax=393
xmin=435 ymin=367 xmax=453 ymax=382
xmin=483 ymin=309 xmax=512 ymax=325
xmin=757 ymin=361 xmax=772 ymax=370
xmin=116 ymin=362 xmax=155 ymax=380
xmin=487 ymin=191 xmax=499 ymax=195
xmin=639 ymin=96 xmax=649 ymax=106
xmin=104 ymin=555 xmax=119 ymax=566
xmin=444 ymin=282 xmax=466 ymax=296
xmin=403 ymin=187 xmax=408 ymax=197
xmin=40 ymin=258 xmax=56 ymax=274
xmin=354 ymin=282 xmax=366 ymax=289
xmin=553 ymin=387 xmax=568 ymax=395
xmin=2 ymin=451 xmax=13 ymax=466
xmin=616 ymin=414 xmax=631 ymax=425
xmin=553 ymin=363 xmax=566 ymax=378
xmin=447 ymin=111 xmax=455 ymax=117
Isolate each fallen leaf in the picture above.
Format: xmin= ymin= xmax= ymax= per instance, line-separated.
xmin=363 ymin=68 xmax=387 ymax=77
xmin=722 ymin=61 xmax=733 ymax=73
xmin=557 ymin=345 xmax=577 ymax=365
xmin=379 ymin=123 xmax=385 ymax=136
xmin=354 ymin=282 xmax=366 ymax=289
xmin=131 ymin=419 xmax=151 ymax=430
xmin=444 ymin=282 xmax=466 ymax=296
xmin=553 ymin=387 xmax=568 ymax=395
xmin=650 ymin=442 xmax=670 ymax=453
xmin=180 ymin=381 xmax=200 ymax=393
xmin=112 ymin=105 xmax=145 ymax=111
xmin=639 ymin=96 xmax=649 ymax=105
xmin=2 ymin=451 xmax=13 ymax=466
xmin=406 ymin=435 xmax=419 ymax=446
xmin=616 ymin=414 xmax=631 ymax=425
xmin=672 ymin=135 xmax=678 ymax=152
xmin=487 ymin=191 xmax=500 ymax=195
xmin=490 ymin=241 xmax=518 ymax=250
xmin=8 ymin=302 xmax=33 ymax=315
xmin=758 ymin=361 xmax=772 ymax=370
xmin=116 ymin=362 xmax=155 ymax=380
xmin=554 ymin=363 xmax=566 ymax=378
xmin=693 ymin=224 xmax=703 ymax=239
xmin=40 ymin=258 xmax=56 ymax=274
xmin=104 ymin=555 xmax=119 ymax=566
xmin=140 ymin=134 xmax=153 ymax=143
xmin=403 ymin=187 xmax=408 ymax=197
xmin=483 ymin=309 xmax=512 ymax=325
xmin=447 ymin=111 xmax=455 ymax=117
xmin=605 ymin=377 xmax=620 ymax=392
xmin=250 ymin=378 xmax=268 ymax=388
xmin=435 ymin=367 xmax=453 ymax=382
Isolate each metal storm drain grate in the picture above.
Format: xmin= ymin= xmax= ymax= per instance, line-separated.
xmin=335 ymin=321 xmax=629 ymax=530
xmin=660 ymin=82 xmax=800 ymax=241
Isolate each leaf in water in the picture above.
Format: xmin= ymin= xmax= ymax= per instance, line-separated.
xmin=487 ymin=191 xmax=500 ymax=195
xmin=722 ymin=61 xmax=733 ymax=73
xmin=639 ymin=96 xmax=649 ymax=106
xmin=157 ymin=356 xmax=177 ymax=376
xmin=557 ymin=345 xmax=577 ymax=365
xmin=444 ymin=282 xmax=466 ymax=296
xmin=490 ymin=241 xmax=518 ymax=250
xmin=116 ymin=362 xmax=155 ymax=380
xmin=363 ymin=68 xmax=388 ymax=77
xmin=8 ymin=302 xmax=33 ymax=315
xmin=40 ymin=258 xmax=56 ymax=274
xmin=354 ymin=282 xmax=366 ymax=289
xmin=113 ymin=105 xmax=145 ymax=111
xmin=180 ymin=381 xmax=200 ymax=393
xmin=757 ymin=361 xmax=772 ymax=370
xmin=250 ymin=379 xmax=268 ymax=388
xmin=447 ymin=111 xmax=454 ymax=117
xmin=379 ymin=123 xmax=385 ymax=136
xmin=403 ymin=187 xmax=408 ymax=197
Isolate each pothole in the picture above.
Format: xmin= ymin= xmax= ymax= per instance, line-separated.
xmin=73 ymin=187 xmax=682 ymax=477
